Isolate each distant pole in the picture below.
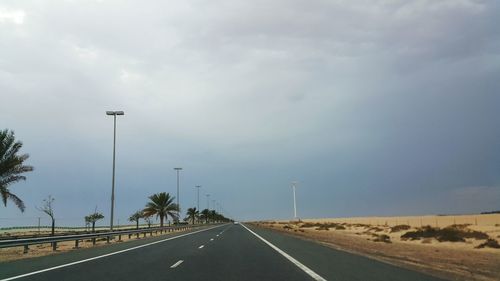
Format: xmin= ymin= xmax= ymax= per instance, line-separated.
xmin=38 ymin=217 xmax=41 ymax=234
xmin=206 ymin=194 xmax=210 ymax=209
xmin=195 ymin=185 xmax=201 ymax=211
xmin=291 ymin=181 xmax=298 ymax=220
xmin=174 ymin=167 xmax=183 ymax=221
xmin=106 ymin=110 xmax=124 ymax=231
xmin=212 ymin=200 xmax=215 ymax=211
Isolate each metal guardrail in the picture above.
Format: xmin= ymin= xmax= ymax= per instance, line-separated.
xmin=0 ymin=224 xmax=203 ymax=253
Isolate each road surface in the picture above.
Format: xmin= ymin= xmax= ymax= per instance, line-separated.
xmin=0 ymin=223 xmax=445 ymax=281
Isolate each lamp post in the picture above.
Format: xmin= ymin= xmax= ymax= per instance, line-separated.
xmin=195 ymin=185 xmax=201 ymax=211
xmin=291 ymin=181 xmax=298 ymax=220
xmin=174 ymin=167 xmax=183 ymax=222
xmin=106 ymin=110 xmax=124 ymax=231
xmin=206 ymin=194 xmax=210 ymax=210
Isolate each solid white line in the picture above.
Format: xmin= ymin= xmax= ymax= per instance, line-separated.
xmin=0 ymin=225 xmax=224 ymax=281
xmin=198 ymin=245 xmax=204 ymax=249
xmin=240 ymin=224 xmax=327 ymax=281
xmin=170 ymin=260 xmax=184 ymax=268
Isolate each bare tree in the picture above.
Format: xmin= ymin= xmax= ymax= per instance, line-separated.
xmin=37 ymin=195 xmax=55 ymax=236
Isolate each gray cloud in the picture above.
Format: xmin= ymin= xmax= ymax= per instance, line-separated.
xmin=1 ymin=0 xmax=499 ymax=225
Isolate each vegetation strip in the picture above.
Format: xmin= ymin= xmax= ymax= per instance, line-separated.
xmin=0 ymin=225 xmax=224 ymax=281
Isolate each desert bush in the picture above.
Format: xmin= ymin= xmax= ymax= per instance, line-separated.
xmin=300 ymin=222 xmax=322 ymax=228
xmin=475 ymin=239 xmax=500 ymax=249
xmin=368 ymin=226 xmax=384 ymax=232
xmin=373 ymin=234 xmax=391 ymax=243
xmin=390 ymin=225 xmax=411 ymax=233
xmin=421 ymin=238 xmax=432 ymax=244
xmin=335 ymin=225 xmax=346 ymax=230
xmin=401 ymin=225 xmax=489 ymax=242
xmin=283 ymin=225 xmax=292 ymax=230
xmin=316 ymin=225 xmax=330 ymax=231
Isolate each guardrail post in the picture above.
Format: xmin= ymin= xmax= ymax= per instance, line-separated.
xmin=74 ymin=240 xmax=79 ymax=249
xmin=136 ymin=232 xmax=139 ymax=239
xmin=143 ymin=232 xmax=146 ymax=238
xmin=128 ymin=234 xmax=132 ymax=239
xmin=23 ymin=245 xmax=29 ymax=254
xmin=52 ymin=242 xmax=57 ymax=251
xmin=118 ymin=234 xmax=122 ymax=241
xmin=107 ymin=236 xmax=110 ymax=244
xmin=150 ymin=231 xmax=153 ymax=237
xmin=92 ymin=238 xmax=96 ymax=245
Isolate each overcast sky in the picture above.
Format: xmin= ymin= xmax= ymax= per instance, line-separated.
xmin=1 ymin=0 xmax=499 ymax=226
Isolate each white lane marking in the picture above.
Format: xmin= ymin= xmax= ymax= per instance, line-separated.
xmin=198 ymin=245 xmax=205 ymax=249
xmin=210 ymin=238 xmax=214 ymax=241
xmin=0 ymin=225 xmax=225 ymax=281
xmin=170 ymin=260 xmax=184 ymax=268
xmin=241 ymin=223 xmax=327 ymax=281
xmin=216 ymin=234 xmax=219 ymax=237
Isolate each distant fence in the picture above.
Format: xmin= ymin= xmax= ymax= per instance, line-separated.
xmin=301 ymin=213 xmax=500 ymax=228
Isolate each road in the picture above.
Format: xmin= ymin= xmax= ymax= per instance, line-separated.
xmin=0 ymin=223 xmax=445 ymax=281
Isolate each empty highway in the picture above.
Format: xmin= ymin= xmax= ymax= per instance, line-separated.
xmin=0 ymin=224 xmax=444 ymax=281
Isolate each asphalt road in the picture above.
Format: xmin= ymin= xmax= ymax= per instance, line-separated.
xmin=0 ymin=224 xmax=445 ymax=281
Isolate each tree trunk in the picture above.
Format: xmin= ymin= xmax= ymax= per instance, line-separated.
xmin=51 ymin=218 xmax=55 ymax=236
xmin=136 ymin=220 xmax=139 ymax=230
xmin=160 ymin=215 xmax=164 ymax=227
xmin=92 ymin=222 xmax=95 ymax=233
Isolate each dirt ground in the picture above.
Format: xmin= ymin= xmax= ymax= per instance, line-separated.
xmin=252 ymin=221 xmax=500 ymax=281
xmin=0 ymin=228 xmax=189 ymax=263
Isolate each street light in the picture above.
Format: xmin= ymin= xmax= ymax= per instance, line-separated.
xmin=174 ymin=167 xmax=183 ymax=222
xmin=206 ymin=194 xmax=210 ymax=210
xmin=291 ymin=181 xmax=298 ymax=220
xmin=106 ymin=110 xmax=124 ymax=231
xmin=195 ymin=185 xmax=201 ymax=211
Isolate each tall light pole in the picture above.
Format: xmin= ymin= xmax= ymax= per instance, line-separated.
xmin=206 ymin=194 xmax=210 ymax=210
xmin=174 ymin=167 xmax=182 ymax=222
xmin=212 ymin=200 xmax=215 ymax=211
xmin=106 ymin=110 xmax=124 ymax=231
xmin=291 ymin=181 xmax=298 ymax=220
xmin=195 ymin=185 xmax=201 ymax=211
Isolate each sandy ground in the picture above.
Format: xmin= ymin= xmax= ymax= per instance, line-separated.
xmin=0 ymin=227 xmax=189 ymax=263
xmin=252 ymin=216 xmax=500 ymax=281
xmin=300 ymin=214 xmax=500 ymax=229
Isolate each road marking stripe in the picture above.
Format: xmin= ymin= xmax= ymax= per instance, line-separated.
xmin=170 ymin=260 xmax=184 ymax=268
xmin=216 ymin=234 xmax=219 ymax=237
xmin=241 ymin=223 xmax=327 ymax=281
xmin=210 ymin=238 xmax=214 ymax=241
xmin=0 ymin=225 xmax=225 ymax=281
xmin=198 ymin=245 xmax=204 ymax=249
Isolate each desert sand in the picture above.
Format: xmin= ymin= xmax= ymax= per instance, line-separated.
xmin=253 ymin=214 xmax=500 ymax=281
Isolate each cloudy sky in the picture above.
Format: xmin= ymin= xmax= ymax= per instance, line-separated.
xmin=1 ymin=0 xmax=499 ymax=226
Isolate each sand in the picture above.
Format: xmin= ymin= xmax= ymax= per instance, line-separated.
xmin=252 ymin=214 xmax=500 ymax=281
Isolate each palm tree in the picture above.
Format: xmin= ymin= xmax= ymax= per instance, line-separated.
xmin=142 ymin=192 xmax=178 ymax=227
xmin=129 ymin=211 xmax=142 ymax=230
xmin=200 ymin=208 xmax=210 ymax=224
xmin=186 ymin=207 xmax=199 ymax=224
xmin=0 ymin=129 xmax=33 ymax=212
xmin=85 ymin=212 xmax=104 ymax=233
